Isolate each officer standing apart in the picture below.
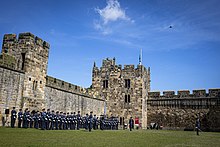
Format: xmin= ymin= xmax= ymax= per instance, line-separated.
xmin=195 ymin=116 xmax=201 ymax=136
xmin=129 ymin=117 xmax=134 ymax=131
xmin=11 ymin=107 xmax=17 ymax=128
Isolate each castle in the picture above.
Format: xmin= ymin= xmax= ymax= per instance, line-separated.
xmin=0 ymin=32 xmax=219 ymax=130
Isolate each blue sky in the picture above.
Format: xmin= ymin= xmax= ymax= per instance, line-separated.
xmin=0 ymin=0 xmax=220 ymax=92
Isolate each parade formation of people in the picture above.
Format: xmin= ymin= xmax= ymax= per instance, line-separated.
xmin=10 ymin=108 xmax=120 ymax=131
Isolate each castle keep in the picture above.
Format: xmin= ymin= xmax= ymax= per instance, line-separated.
xmin=0 ymin=32 xmax=220 ymax=130
xmin=91 ymin=58 xmax=150 ymax=128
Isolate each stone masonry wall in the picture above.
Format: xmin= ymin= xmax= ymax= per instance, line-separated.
xmin=147 ymin=89 xmax=220 ymax=131
xmin=0 ymin=66 xmax=24 ymax=125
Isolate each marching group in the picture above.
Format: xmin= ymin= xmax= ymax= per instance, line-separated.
xmin=10 ymin=107 xmax=120 ymax=131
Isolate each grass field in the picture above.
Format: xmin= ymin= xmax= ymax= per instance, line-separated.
xmin=0 ymin=127 xmax=219 ymax=147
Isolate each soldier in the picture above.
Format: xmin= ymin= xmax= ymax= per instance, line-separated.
xmin=73 ymin=112 xmax=76 ymax=130
xmin=70 ymin=112 xmax=74 ymax=130
xmin=63 ymin=113 xmax=67 ymax=130
xmin=41 ymin=109 xmax=46 ymax=130
xmin=77 ymin=111 xmax=81 ymax=130
xmin=55 ymin=111 xmax=59 ymax=130
xmin=34 ymin=111 xmax=39 ymax=129
xmin=46 ymin=109 xmax=51 ymax=130
xmin=66 ymin=112 xmax=70 ymax=129
xmin=17 ymin=109 xmax=23 ymax=128
xmin=59 ymin=112 xmax=63 ymax=130
xmin=129 ymin=117 xmax=134 ymax=131
xmin=26 ymin=110 xmax=31 ymax=128
xmin=84 ymin=113 xmax=89 ymax=130
xmin=50 ymin=110 xmax=55 ymax=130
xmin=89 ymin=111 xmax=93 ymax=132
xmin=195 ymin=116 xmax=201 ymax=135
xmin=29 ymin=111 xmax=34 ymax=128
xmin=10 ymin=107 xmax=17 ymax=128
xmin=22 ymin=108 xmax=28 ymax=128
xmin=93 ymin=114 xmax=97 ymax=130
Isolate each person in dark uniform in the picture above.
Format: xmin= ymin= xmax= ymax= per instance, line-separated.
xmin=46 ymin=109 xmax=50 ymax=130
xmin=23 ymin=108 xmax=28 ymax=128
xmin=77 ymin=111 xmax=81 ymax=130
xmin=195 ymin=116 xmax=201 ymax=135
xmin=50 ymin=110 xmax=55 ymax=130
xmin=29 ymin=111 xmax=34 ymax=128
xmin=17 ymin=109 xmax=23 ymax=128
xmin=41 ymin=109 xmax=46 ymax=130
xmin=93 ymin=114 xmax=97 ymax=130
xmin=85 ymin=113 xmax=89 ymax=130
xmin=73 ymin=112 xmax=76 ymax=130
xmin=59 ymin=112 xmax=63 ymax=130
xmin=129 ymin=117 xmax=134 ymax=131
xmin=11 ymin=107 xmax=17 ymax=128
xmin=55 ymin=111 xmax=59 ymax=130
xmin=34 ymin=111 xmax=39 ymax=129
xmin=89 ymin=112 xmax=93 ymax=132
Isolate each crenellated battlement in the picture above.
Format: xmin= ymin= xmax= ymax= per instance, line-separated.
xmin=148 ymin=89 xmax=220 ymax=99
xmin=3 ymin=32 xmax=50 ymax=51
xmin=46 ymin=76 xmax=99 ymax=99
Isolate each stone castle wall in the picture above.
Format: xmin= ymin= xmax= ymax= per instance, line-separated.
xmin=147 ymin=89 xmax=220 ymax=131
xmin=45 ymin=76 xmax=104 ymax=115
xmin=0 ymin=66 xmax=24 ymax=119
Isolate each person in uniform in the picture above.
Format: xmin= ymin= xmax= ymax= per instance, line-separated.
xmin=29 ymin=111 xmax=34 ymax=128
xmin=73 ymin=112 xmax=76 ymax=130
xmin=50 ymin=110 xmax=55 ymax=130
xmin=10 ymin=107 xmax=17 ymax=128
xmin=195 ymin=116 xmax=201 ymax=135
xmin=34 ymin=111 xmax=39 ymax=129
xmin=93 ymin=114 xmax=97 ymax=130
xmin=129 ymin=117 xmax=134 ymax=131
xmin=23 ymin=108 xmax=28 ymax=128
xmin=46 ymin=109 xmax=50 ymax=130
xmin=59 ymin=112 xmax=63 ymax=130
xmin=41 ymin=109 xmax=46 ymax=130
xmin=89 ymin=111 xmax=93 ymax=132
xmin=17 ymin=109 xmax=23 ymax=128
xmin=55 ymin=111 xmax=59 ymax=130
xmin=77 ymin=111 xmax=81 ymax=130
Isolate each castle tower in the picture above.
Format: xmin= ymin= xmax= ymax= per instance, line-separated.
xmin=91 ymin=58 xmax=151 ymax=128
xmin=2 ymin=32 xmax=50 ymax=110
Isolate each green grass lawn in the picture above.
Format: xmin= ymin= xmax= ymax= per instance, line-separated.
xmin=0 ymin=127 xmax=219 ymax=147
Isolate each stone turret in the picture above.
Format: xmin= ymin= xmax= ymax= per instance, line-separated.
xmin=1 ymin=32 xmax=50 ymax=110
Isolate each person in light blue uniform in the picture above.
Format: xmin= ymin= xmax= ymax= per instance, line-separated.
xmin=10 ymin=107 xmax=17 ymax=128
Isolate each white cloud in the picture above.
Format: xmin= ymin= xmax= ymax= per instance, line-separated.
xmin=94 ymin=0 xmax=133 ymax=35
xmin=95 ymin=0 xmax=130 ymax=24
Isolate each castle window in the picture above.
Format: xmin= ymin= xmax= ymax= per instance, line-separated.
xmin=103 ymin=80 xmax=108 ymax=89
xmin=75 ymin=86 xmax=77 ymax=90
xmin=33 ymin=81 xmax=37 ymax=91
xmin=125 ymin=94 xmax=130 ymax=103
xmin=40 ymin=81 xmax=42 ymax=84
xmin=54 ymin=78 xmax=56 ymax=83
xmin=69 ymin=84 xmax=71 ymax=88
xmin=4 ymin=48 xmax=8 ymax=53
xmin=29 ymin=78 xmax=31 ymax=81
xmin=125 ymin=79 xmax=130 ymax=88
xmin=62 ymin=81 xmax=64 ymax=86
xmin=21 ymin=53 xmax=26 ymax=70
